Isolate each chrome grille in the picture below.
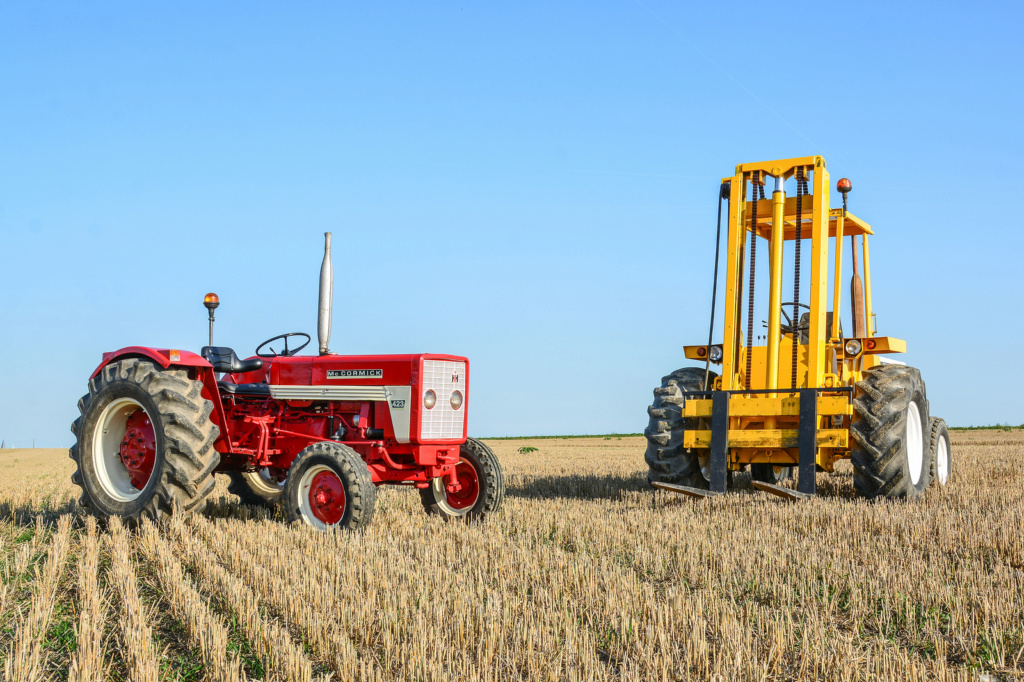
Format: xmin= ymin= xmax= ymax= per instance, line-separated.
xmin=420 ymin=360 xmax=466 ymax=440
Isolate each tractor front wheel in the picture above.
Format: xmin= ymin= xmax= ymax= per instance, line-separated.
xmin=70 ymin=359 xmax=221 ymax=523
xmin=227 ymin=468 xmax=287 ymax=507
xmin=420 ymin=438 xmax=504 ymax=521
xmin=851 ymin=365 xmax=931 ymax=499
xmin=285 ymin=442 xmax=376 ymax=531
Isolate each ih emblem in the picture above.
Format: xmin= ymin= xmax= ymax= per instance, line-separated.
xmin=452 ymin=370 xmax=459 ymax=383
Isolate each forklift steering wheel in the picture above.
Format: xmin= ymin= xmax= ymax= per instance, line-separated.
xmin=256 ymin=333 xmax=311 ymax=358
xmin=780 ymin=302 xmax=810 ymax=333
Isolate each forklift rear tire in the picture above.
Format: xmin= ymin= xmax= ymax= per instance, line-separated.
xmin=70 ymin=359 xmax=221 ymax=523
xmin=929 ymin=417 xmax=952 ymax=486
xmin=421 ymin=437 xmax=505 ymax=521
xmin=227 ymin=469 xmax=287 ymax=507
xmin=644 ymin=367 xmax=717 ymax=489
xmin=285 ymin=442 xmax=376 ymax=531
xmin=750 ymin=464 xmax=794 ymax=484
xmin=851 ymin=365 xmax=931 ymax=500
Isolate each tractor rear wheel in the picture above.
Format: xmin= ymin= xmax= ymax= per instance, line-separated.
xmin=285 ymin=442 xmax=376 ymax=531
xmin=644 ymin=367 xmax=717 ymax=488
xmin=929 ymin=417 xmax=952 ymax=487
xmin=851 ymin=365 xmax=931 ymax=499
xmin=70 ymin=359 xmax=221 ymax=523
xmin=750 ymin=464 xmax=794 ymax=484
xmin=227 ymin=468 xmax=287 ymax=507
xmin=420 ymin=438 xmax=505 ymax=521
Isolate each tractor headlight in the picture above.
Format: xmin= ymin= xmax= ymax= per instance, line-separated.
xmin=423 ymin=389 xmax=437 ymax=409
xmin=708 ymin=345 xmax=723 ymax=362
xmin=844 ymin=340 xmax=862 ymax=356
xmin=450 ymin=390 xmax=463 ymax=410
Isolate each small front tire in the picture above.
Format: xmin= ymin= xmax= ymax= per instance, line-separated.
xmin=285 ymin=442 xmax=376 ymax=531
xmin=227 ymin=468 xmax=287 ymax=507
xmin=420 ymin=438 xmax=504 ymax=521
xmin=750 ymin=464 xmax=794 ymax=485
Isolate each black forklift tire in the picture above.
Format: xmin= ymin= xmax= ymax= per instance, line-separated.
xmin=644 ymin=367 xmax=717 ymax=489
xmin=420 ymin=438 xmax=505 ymax=521
xmin=70 ymin=359 xmax=221 ymax=523
xmin=929 ymin=417 xmax=952 ymax=486
xmin=750 ymin=464 xmax=795 ymax=484
xmin=285 ymin=442 xmax=376 ymax=531
xmin=850 ymin=365 xmax=932 ymax=500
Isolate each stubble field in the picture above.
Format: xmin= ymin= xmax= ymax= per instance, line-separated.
xmin=0 ymin=431 xmax=1021 ymax=681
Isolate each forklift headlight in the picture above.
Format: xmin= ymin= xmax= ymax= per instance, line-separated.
xmin=450 ymin=390 xmax=463 ymax=410
xmin=844 ymin=340 xmax=862 ymax=356
xmin=708 ymin=345 xmax=723 ymax=362
xmin=423 ymin=390 xmax=437 ymax=409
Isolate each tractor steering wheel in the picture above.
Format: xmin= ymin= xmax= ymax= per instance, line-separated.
xmin=256 ymin=333 xmax=311 ymax=358
xmin=780 ymin=302 xmax=810 ymax=334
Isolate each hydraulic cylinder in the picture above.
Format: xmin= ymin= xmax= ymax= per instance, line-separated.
xmin=765 ymin=176 xmax=786 ymax=391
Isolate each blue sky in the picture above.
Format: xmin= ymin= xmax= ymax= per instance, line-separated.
xmin=1 ymin=2 xmax=1021 ymax=446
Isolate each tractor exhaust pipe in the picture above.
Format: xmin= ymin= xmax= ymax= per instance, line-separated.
xmin=318 ymin=232 xmax=333 ymax=355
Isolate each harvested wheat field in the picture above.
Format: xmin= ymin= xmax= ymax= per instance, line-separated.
xmin=0 ymin=430 xmax=1021 ymax=681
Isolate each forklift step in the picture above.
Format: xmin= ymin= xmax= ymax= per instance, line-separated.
xmin=751 ymin=480 xmax=813 ymax=501
xmin=651 ymin=481 xmax=721 ymax=499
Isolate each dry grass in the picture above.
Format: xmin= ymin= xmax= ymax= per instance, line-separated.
xmin=0 ymin=432 xmax=1020 ymax=680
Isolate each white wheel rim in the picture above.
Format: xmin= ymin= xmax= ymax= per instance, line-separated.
xmin=91 ymin=397 xmax=151 ymax=502
xmin=936 ymin=434 xmax=950 ymax=485
xmin=698 ymin=452 xmax=711 ymax=482
xmin=296 ymin=464 xmax=343 ymax=531
xmin=430 ymin=458 xmax=481 ymax=517
xmin=906 ymin=401 xmax=924 ymax=486
xmin=249 ymin=468 xmax=286 ymax=493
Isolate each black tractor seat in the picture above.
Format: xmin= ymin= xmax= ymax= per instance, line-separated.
xmin=201 ymin=346 xmax=264 ymax=374
xmin=217 ymin=381 xmax=271 ymax=397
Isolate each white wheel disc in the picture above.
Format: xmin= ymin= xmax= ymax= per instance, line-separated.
xmin=92 ymin=397 xmax=151 ymax=502
xmin=936 ymin=434 xmax=950 ymax=485
xmin=430 ymin=458 xmax=481 ymax=516
xmin=698 ymin=452 xmax=711 ymax=482
xmin=906 ymin=401 xmax=924 ymax=486
xmin=248 ymin=468 xmax=286 ymax=494
xmin=296 ymin=464 xmax=345 ymax=531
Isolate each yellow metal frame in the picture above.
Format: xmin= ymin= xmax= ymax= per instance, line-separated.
xmin=687 ymin=156 xmax=904 ymax=471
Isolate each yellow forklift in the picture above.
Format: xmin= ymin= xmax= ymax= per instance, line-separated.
xmin=644 ymin=156 xmax=951 ymax=499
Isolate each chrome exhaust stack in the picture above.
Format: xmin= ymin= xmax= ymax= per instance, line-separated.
xmin=318 ymin=232 xmax=333 ymax=355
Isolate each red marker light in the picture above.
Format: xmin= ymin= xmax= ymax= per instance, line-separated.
xmin=865 ymin=339 xmax=876 ymax=350
xmin=697 ymin=347 xmax=707 ymax=357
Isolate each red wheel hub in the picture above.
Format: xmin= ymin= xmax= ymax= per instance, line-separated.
xmin=309 ymin=470 xmax=346 ymax=525
xmin=445 ymin=459 xmax=480 ymax=510
xmin=119 ymin=410 xmax=156 ymax=490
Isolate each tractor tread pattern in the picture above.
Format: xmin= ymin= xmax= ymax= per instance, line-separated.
xmin=69 ymin=358 xmax=221 ymax=523
xmin=850 ymin=364 xmax=929 ymax=500
xmin=226 ymin=471 xmax=286 ymax=507
xmin=644 ymin=367 xmax=715 ymax=488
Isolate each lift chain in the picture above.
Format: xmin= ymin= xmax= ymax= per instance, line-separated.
xmin=792 ymin=167 xmax=806 ymax=389
xmin=745 ymin=170 xmax=760 ymax=390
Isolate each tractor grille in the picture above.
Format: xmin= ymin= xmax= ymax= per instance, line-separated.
xmin=420 ymin=360 xmax=466 ymax=440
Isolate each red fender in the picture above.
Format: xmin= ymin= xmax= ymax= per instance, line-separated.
xmin=90 ymin=347 xmax=230 ymax=451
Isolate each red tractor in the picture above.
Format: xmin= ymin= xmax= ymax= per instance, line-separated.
xmin=69 ymin=233 xmax=504 ymax=530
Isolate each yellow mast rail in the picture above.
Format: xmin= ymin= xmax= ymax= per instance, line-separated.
xmin=739 ymin=201 xmax=874 ymax=238
xmin=682 ymin=395 xmax=851 ymax=418
xmin=684 ymin=429 xmax=848 ymax=449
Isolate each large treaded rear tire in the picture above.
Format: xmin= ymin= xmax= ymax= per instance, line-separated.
xmin=420 ymin=437 xmax=505 ymax=521
xmin=70 ymin=359 xmax=221 ymax=523
xmin=851 ymin=365 xmax=931 ymax=500
xmin=644 ymin=367 xmax=716 ymax=488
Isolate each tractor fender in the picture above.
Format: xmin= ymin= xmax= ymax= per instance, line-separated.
xmin=89 ymin=347 xmax=231 ymax=451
